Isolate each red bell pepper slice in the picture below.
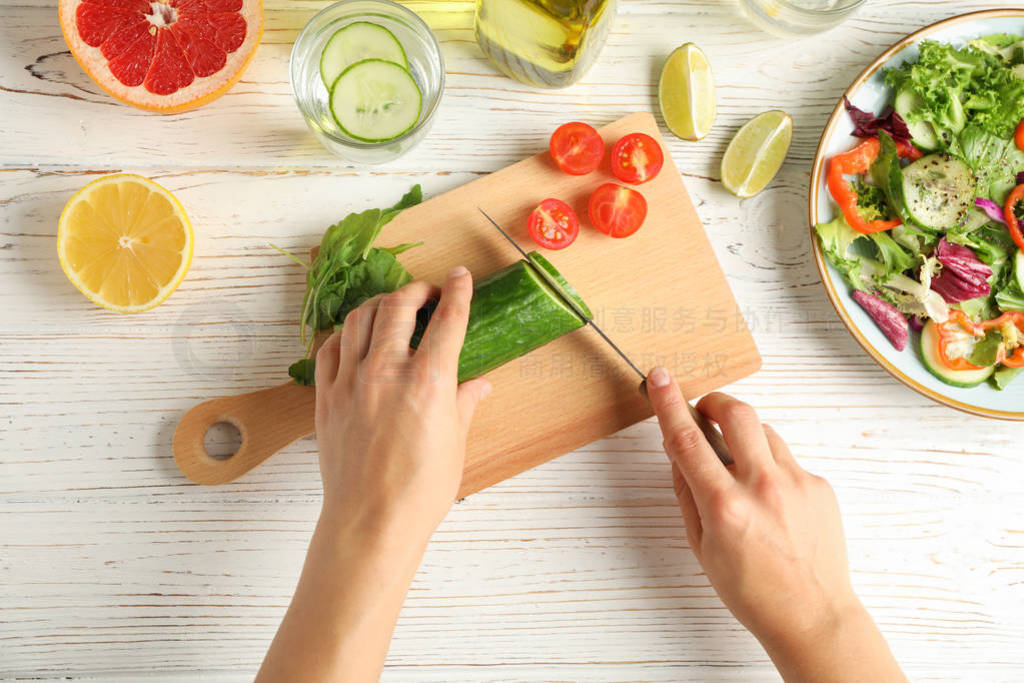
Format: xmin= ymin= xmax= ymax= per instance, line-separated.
xmin=826 ymin=137 xmax=922 ymax=234
xmin=1004 ymin=184 xmax=1024 ymax=253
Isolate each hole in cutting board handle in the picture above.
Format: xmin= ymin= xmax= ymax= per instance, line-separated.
xmin=203 ymin=420 xmax=242 ymax=461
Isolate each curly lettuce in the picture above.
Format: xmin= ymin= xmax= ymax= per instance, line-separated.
xmin=885 ymin=39 xmax=1024 ymax=144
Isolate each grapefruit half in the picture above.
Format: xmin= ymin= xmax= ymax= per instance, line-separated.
xmin=59 ymin=0 xmax=263 ymax=113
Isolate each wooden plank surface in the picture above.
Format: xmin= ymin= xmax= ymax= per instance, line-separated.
xmin=3 ymin=0 xmax=1024 ymax=680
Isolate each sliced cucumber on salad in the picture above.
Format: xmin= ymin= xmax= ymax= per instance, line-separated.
xmin=893 ymin=87 xmax=939 ymax=151
xmin=1016 ymin=250 xmax=1024 ymax=293
xmin=329 ymin=59 xmax=422 ymax=143
xmin=900 ymin=154 xmax=974 ymax=230
xmin=919 ymin=321 xmax=995 ymax=388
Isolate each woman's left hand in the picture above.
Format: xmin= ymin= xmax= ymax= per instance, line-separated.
xmin=314 ymin=265 xmax=492 ymax=541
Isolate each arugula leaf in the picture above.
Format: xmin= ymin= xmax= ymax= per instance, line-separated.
xmin=281 ymin=186 xmax=424 ymax=382
xmin=288 ymin=358 xmax=317 ymax=385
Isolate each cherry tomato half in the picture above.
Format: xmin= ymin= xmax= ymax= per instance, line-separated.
xmin=549 ymin=122 xmax=604 ymax=176
xmin=587 ymin=183 xmax=647 ymax=238
xmin=527 ymin=198 xmax=580 ymax=250
xmin=610 ymin=132 xmax=664 ymax=184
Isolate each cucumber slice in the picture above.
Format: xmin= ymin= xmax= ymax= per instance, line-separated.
xmin=329 ymin=59 xmax=422 ymax=143
xmin=1016 ymin=250 xmax=1024 ymax=293
xmin=320 ymin=21 xmax=408 ymax=89
xmin=527 ymin=251 xmax=593 ymax=320
xmin=893 ymin=87 xmax=939 ymax=152
xmin=919 ymin=320 xmax=994 ymax=387
xmin=900 ymin=154 xmax=975 ymax=230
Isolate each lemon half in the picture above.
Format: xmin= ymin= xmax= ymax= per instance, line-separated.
xmin=57 ymin=173 xmax=193 ymax=313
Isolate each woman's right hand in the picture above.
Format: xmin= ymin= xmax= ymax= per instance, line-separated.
xmin=645 ymin=366 xmax=905 ymax=682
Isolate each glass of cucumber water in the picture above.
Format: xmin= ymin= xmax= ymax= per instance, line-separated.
xmin=739 ymin=0 xmax=865 ymax=35
xmin=290 ymin=0 xmax=444 ymax=164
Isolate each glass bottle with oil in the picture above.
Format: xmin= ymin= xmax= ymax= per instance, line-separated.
xmin=474 ymin=0 xmax=616 ymax=89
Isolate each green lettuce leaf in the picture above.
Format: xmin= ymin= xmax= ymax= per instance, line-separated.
xmin=885 ymin=39 xmax=1024 ymax=143
xmin=959 ymin=125 xmax=1024 ymax=203
xmin=994 ymin=365 xmax=1024 ymax=390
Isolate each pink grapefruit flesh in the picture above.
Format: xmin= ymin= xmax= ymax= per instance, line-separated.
xmin=59 ymin=0 xmax=263 ymax=112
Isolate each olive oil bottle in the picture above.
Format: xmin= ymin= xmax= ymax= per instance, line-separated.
xmin=474 ymin=0 xmax=616 ymax=89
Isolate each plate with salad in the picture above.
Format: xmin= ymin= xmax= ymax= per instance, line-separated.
xmin=810 ymin=9 xmax=1024 ymax=419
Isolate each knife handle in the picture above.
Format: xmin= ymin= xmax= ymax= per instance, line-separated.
xmin=639 ymin=380 xmax=734 ymax=467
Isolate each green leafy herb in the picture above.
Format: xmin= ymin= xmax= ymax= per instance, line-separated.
xmin=851 ymin=181 xmax=895 ymax=222
xmin=287 ymin=358 xmax=317 ymax=385
xmin=279 ymin=185 xmax=424 ymax=385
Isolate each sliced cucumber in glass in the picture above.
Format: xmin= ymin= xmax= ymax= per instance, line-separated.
xmin=320 ymin=21 xmax=409 ymax=89
xmin=329 ymin=59 xmax=422 ymax=143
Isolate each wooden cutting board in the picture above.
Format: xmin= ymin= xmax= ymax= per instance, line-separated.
xmin=173 ymin=112 xmax=761 ymax=495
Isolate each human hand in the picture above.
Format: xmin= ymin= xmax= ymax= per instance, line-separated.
xmin=646 ymin=366 xmax=903 ymax=681
xmin=313 ymin=266 xmax=491 ymax=542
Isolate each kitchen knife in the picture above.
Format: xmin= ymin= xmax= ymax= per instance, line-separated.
xmin=477 ymin=208 xmax=733 ymax=466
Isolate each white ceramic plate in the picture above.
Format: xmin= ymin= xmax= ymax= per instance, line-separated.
xmin=809 ymin=9 xmax=1024 ymax=420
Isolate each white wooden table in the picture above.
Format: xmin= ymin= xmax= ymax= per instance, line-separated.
xmin=3 ymin=0 xmax=1024 ymax=680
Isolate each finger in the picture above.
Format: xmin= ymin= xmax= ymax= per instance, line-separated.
xmin=339 ymin=295 xmax=382 ymax=374
xmin=695 ymin=393 xmax=773 ymax=478
xmin=646 ymin=366 xmax=732 ymax=508
xmin=314 ymin=328 xmax=342 ymax=385
xmin=672 ymin=463 xmax=703 ymax=557
xmin=763 ymin=423 xmax=799 ymax=471
xmin=370 ymin=281 xmax=440 ymax=352
xmin=456 ymin=377 xmax=492 ymax=435
xmin=417 ymin=266 xmax=473 ymax=377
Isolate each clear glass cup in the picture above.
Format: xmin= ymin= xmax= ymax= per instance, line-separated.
xmin=290 ymin=0 xmax=445 ymax=164
xmin=739 ymin=0 xmax=865 ymax=36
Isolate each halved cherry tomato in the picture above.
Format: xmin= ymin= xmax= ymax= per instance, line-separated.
xmin=527 ymin=198 xmax=579 ymax=250
xmin=1015 ymin=118 xmax=1024 ymax=153
xmin=610 ymin=133 xmax=664 ymax=184
xmin=549 ymin=122 xmax=604 ymax=176
xmin=587 ymin=183 xmax=647 ymax=238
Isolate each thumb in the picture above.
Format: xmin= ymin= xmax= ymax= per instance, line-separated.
xmin=456 ymin=378 xmax=492 ymax=434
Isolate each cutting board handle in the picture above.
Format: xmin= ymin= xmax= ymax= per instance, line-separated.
xmin=173 ymin=382 xmax=316 ymax=485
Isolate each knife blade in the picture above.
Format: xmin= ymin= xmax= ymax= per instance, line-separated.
xmin=477 ymin=207 xmax=733 ymax=466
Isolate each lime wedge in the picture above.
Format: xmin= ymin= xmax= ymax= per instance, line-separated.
xmin=658 ymin=43 xmax=716 ymax=141
xmin=721 ymin=110 xmax=793 ymax=198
